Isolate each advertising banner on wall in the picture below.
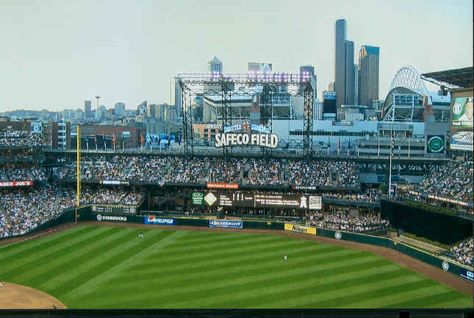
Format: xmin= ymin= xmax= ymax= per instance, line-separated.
xmin=0 ymin=180 xmax=33 ymax=188
xmin=452 ymin=97 xmax=473 ymax=128
xmin=144 ymin=216 xmax=175 ymax=225
xmin=284 ymin=223 xmax=317 ymax=235
xmin=450 ymin=131 xmax=473 ymax=151
xmin=209 ymin=220 xmax=243 ymax=229
xmin=203 ymin=192 xmax=322 ymax=210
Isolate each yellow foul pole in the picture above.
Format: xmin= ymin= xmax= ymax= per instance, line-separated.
xmin=76 ymin=125 xmax=81 ymax=222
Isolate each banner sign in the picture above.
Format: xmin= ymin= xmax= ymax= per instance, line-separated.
xmin=450 ymin=131 xmax=473 ymax=151
xmin=92 ymin=205 xmax=136 ymax=214
xmin=207 ymin=182 xmax=239 ymax=190
xmin=96 ymin=214 xmax=127 ymax=222
xmin=216 ymin=122 xmax=278 ymax=148
xmin=205 ymin=192 xmax=322 ymax=210
xmin=215 ymin=133 xmax=278 ymax=148
xmin=284 ymin=223 xmax=316 ymax=235
xmin=209 ymin=220 xmax=243 ymax=229
xmin=192 ymin=192 xmax=204 ymax=205
xmin=101 ymin=180 xmax=130 ymax=185
xmin=460 ymin=268 xmax=474 ymax=282
xmin=144 ymin=216 xmax=175 ymax=225
xmin=0 ymin=180 xmax=33 ymax=188
xmin=452 ymin=97 xmax=473 ymax=128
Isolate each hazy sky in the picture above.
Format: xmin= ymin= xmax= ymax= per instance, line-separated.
xmin=0 ymin=0 xmax=472 ymax=112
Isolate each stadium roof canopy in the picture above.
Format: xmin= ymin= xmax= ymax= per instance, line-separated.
xmin=421 ymin=67 xmax=473 ymax=89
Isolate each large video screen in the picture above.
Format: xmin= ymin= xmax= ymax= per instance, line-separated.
xmin=451 ymin=96 xmax=473 ymax=151
xmin=452 ymin=97 xmax=473 ymax=128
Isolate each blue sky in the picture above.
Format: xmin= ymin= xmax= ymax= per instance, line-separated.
xmin=0 ymin=0 xmax=472 ymax=111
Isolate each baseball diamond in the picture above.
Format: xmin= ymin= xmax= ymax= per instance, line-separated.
xmin=0 ymin=224 xmax=471 ymax=309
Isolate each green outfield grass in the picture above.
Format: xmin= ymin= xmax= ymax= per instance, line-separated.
xmin=0 ymin=225 xmax=471 ymax=308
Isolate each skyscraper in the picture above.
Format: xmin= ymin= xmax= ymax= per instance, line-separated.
xmin=84 ymin=100 xmax=92 ymax=119
xmin=358 ymin=45 xmax=380 ymax=107
xmin=344 ymin=40 xmax=355 ymax=106
xmin=334 ymin=19 xmax=347 ymax=109
xmin=208 ymin=56 xmax=223 ymax=74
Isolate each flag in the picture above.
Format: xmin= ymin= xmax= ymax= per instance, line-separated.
xmin=140 ymin=132 xmax=145 ymax=146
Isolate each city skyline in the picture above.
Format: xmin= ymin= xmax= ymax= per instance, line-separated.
xmin=0 ymin=0 xmax=472 ymax=112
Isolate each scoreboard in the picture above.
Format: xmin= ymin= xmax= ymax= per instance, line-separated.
xmin=200 ymin=192 xmax=322 ymax=210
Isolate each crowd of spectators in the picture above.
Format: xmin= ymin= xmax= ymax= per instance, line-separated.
xmin=0 ymin=130 xmax=43 ymax=147
xmin=81 ymin=187 xmax=145 ymax=206
xmin=62 ymin=155 xmax=360 ymax=188
xmin=0 ymin=186 xmax=75 ymax=238
xmin=306 ymin=210 xmax=390 ymax=233
xmin=0 ymin=167 xmax=47 ymax=181
xmin=416 ymin=160 xmax=473 ymax=203
xmin=321 ymin=190 xmax=384 ymax=203
xmin=449 ymin=238 xmax=473 ymax=266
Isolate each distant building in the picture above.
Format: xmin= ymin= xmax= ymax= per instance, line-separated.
xmin=114 ymin=102 xmax=126 ymax=118
xmin=208 ymin=56 xmax=223 ymax=74
xmin=358 ymin=45 xmax=380 ymax=107
xmin=334 ymin=19 xmax=355 ymax=109
xmin=84 ymin=100 xmax=92 ymax=119
xmin=248 ymin=62 xmax=272 ymax=73
xmin=344 ymin=40 xmax=355 ymax=106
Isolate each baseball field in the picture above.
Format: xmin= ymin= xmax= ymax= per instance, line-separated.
xmin=0 ymin=224 xmax=472 ymax=308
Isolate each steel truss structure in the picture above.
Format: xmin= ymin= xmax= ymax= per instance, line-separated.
xmin=177 ymin=72 xmax=314 ymax=156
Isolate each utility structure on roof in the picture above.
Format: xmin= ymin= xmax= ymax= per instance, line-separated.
xmin=176 ymin=72 xmax=314 ymax=157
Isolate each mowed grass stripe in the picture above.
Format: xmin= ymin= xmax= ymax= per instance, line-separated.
xmin=206 ymin=267 xmax=414 ymax=308
xmin=28 ymin=227 xmax=138 ymax=288
xmin=125 ymin=237 xmax=344 ymax=278
xmin=90 ymin=254 xmax=388 ymax=307
xmin=0 ymin=226 xmax=96 ymax=263
xmin=58 ymin=229 xmax=176 ymax=300
xmin=140 ymin=234 xmax=313 ymax=265
xmin=356 ymin=283 xmax=470 ymax=308
xmin=387 ymin=290 xmax=473 ymax=308
xmin=295 ymin=278 xmax=438 ymax=308
xmin=253 ymin=272 xmax=431 ymax=308
xmin=114 ymin=244 xmax=363 ymax=286
xmin=63 ymin=230 xmax=187 ymax=303
xmin=0 ymin=226 xmax=117 ymax=279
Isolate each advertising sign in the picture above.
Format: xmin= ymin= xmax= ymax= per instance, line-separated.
xmin=144 ymin=216 xmax=175 ymax=225
xmin=427 ymin=135 xmax=445 ymax=153
xmin=214 ymin=122 xmax=279 ymax=148
xmin=0 ymin=180 xmax=33 ymax=188
xmin=207 ymin=183 xmax=239 ymax=190
xmin=205 ymin=192 xmax=322 ymax=210
xmin=451 ymin=131 xmax=473 ymax=151
xmin=460 ymin=268 xmax=474 ymax=282
xmin=192 ymin=192 xmax=204 ymax=205
xmin=96 ymin=214 xmax=128 ymax=222
xmin=92 ymin=205 xmax=135 ymax=214
xmin=452 ymin=97 xmax=473 ymax=128
xmin=209 ymin=220 xmax=243 ymax=229
xmin=284 ymin=223 xmax=316 ymax=235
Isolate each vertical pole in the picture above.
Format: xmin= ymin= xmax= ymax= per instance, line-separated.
xmin=388 ymin=129 xmax=393 ymax=198
xmin=76 ymin=125 xmax=81 ymax=223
